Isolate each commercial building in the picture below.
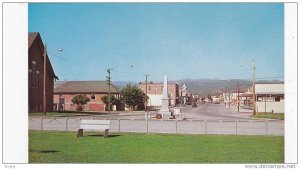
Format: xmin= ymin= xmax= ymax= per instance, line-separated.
xmin=138 ymin=82 xmax=179 ymax=107
xmin=255 ymin=84 xmax=284 ymax=113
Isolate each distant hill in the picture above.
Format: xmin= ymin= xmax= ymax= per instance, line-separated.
xmin=113 ymin=81 xmax=138 ymax=90
xmin=172 ymin=79 xmax=283 ymax=97
xmin=113 ymin=79 xmax=284 ymax=97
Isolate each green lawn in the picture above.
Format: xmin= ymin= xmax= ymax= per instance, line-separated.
xmin=29 ymin=130 xmax=284 ymax=163
xmin=251 ymin=113 xmax=284 ymax=120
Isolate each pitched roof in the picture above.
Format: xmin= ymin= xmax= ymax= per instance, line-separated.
xmin=54 ymin=81 xmax=119 ymax=94
xmin=28 ymin=32 xmax=58 ymax=79
xmin=255 ymin=84 xmax=284 ymax=94
xmin=28 ymin=32 xmax=39 ymax=48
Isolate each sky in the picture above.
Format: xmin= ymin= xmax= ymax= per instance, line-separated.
xmin=28 ymin=3 xmax=284 ymax=82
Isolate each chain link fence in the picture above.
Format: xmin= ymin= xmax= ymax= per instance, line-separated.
xmin=29 ymin=117 xmax=284 ymax=135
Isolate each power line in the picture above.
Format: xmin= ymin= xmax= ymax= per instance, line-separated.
xmin=47 ymin=51 xmax=67 ymax=62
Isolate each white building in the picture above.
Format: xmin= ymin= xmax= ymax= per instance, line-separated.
xmin=255 ymin=84 xmax=284 ymax=113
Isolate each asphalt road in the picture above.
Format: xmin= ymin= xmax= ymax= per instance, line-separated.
xmin=177 ymin=102 xmax=254 ymax=120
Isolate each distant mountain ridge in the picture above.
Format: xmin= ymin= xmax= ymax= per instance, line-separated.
xmin=113 ymin=79 xmax=284 ymax=97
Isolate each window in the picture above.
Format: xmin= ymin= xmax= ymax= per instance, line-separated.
xmin=31 ymin=61 xmax=36 ymax=88
xmin=91 ymin=94 xmax=95 ymax=100
xmin=28 ymin=69 xmax=32 ymax=87
xmin=36 ymin=70 xmax=40 ymax=88
xmin=275 ymin=96 xmax=280 ymax=102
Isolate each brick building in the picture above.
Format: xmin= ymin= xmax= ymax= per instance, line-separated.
xmin=28 ymin=32 xmax=58 ymax=112
xmin=138 ymin=82 xmax=179 ymax=106
xmin=53 ymin=81 xmax=119 ymax=111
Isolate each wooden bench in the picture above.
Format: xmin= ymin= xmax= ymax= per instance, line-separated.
xmin=77 ymin=120 xmax=110 ymax=138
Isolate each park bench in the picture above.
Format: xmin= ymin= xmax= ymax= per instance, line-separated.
xmin=77 ymin=120 xmax=110 ymax=138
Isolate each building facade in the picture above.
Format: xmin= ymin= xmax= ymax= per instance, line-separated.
xmin=28 ymin=32 xmax=58 ymax=112
xmin=255 ymin=84 xmax=284 ymax=113
xmin=179 ymin=84 xmax=188 ymax=104
xmin=138 ymin=82 xmax=179 ymax=106
xmin=53 ymin=81 xmax=119 ymax=111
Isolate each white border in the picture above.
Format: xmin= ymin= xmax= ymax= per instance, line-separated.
xmin=2 ymin=3 xmax=28 ymax=163
xmin=284 ymin=3 xmax=298 ymax=164
xmin=1 ymin=1 xmax=298 ymax=167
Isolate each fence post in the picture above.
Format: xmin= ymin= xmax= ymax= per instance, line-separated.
xmin=65 ymin=118 xmax=68 ymax=131
xmin=204 ymin=120 xmax=207 ymax=134
xmin=41 ymin=118 xmax=44 ymax=130
xmin=265 ymin=121 xmax=268 ymax=135
xmin=118 ymin=118 xmax=121 ymax=132
xmin=146 ymin=119 xmax=148 ymax=133
xmin=175 ymin=119 xmax=178 ymax=134
xmin=235 ymin=121 xmax=238 ymax=135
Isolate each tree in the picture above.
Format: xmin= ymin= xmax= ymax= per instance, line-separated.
xmin=101 ymin=95 xmax=117 ymax=111
xmin=71 ymin=94 xmax=90 ymax=111
xmin=120 ymin=84 xmax=145 ymax=111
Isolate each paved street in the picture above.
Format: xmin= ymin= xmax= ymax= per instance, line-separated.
xmin=178 ymin=102 xmax=253 ymax=120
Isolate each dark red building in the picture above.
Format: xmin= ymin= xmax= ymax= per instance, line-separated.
xmin=28 ymin=32 xmax=58 ymax=112
xmin=53 ymin=81 xmax=119 ymax=111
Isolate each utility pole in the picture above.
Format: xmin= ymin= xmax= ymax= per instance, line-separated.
xmin=143 ymin=74 xmax=150 ymax=112
xmin=43 ymin=44 xmax=47 ymax=115
xmin=252 ymin=59 xmax=256 ymax=115
xmin=229 ymin=89 xmax=231 ymax=108
xmin=106 ymin=68 xmax=113 ymax=114
xmin=237 ymin=81 xmax=240 ymax=113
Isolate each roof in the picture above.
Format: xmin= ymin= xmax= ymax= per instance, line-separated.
xmin=54 ymin=81 xmax=119 ymax=94
xmin=54 ymin=81 xmax=66 ymax=89
xmin=28 ymin=32 xmax=58 ymax=79
xmin=28 ymin=32 xmax=39 ymax=48
xmin=255 ymin=84 xmax=284 ymax=95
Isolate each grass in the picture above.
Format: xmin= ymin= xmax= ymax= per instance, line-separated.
xmin=251 ymin=113 xmax=284 ymax=120
xmin=29 ymin=130 xmax=284 ymax=163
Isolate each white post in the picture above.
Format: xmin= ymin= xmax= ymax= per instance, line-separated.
xmin=146 ymin=119 xmax=148 ymax=133
xmin=235 ymin=121 xmax=238 ymax=135
xmin=265 ymin=121 xmax=268 ymax=135
xmin=118 ymin=118 xmax=121 ymax=132
xmin=175 ymin=120 xmax=178 ymax=133
xmin=41 ymin=118 xmax=44 ymax=130
xmin=205 ymin=120 xmax=207 ymax=134
xmin=65 ymin=118 xmax=68 ymax=131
